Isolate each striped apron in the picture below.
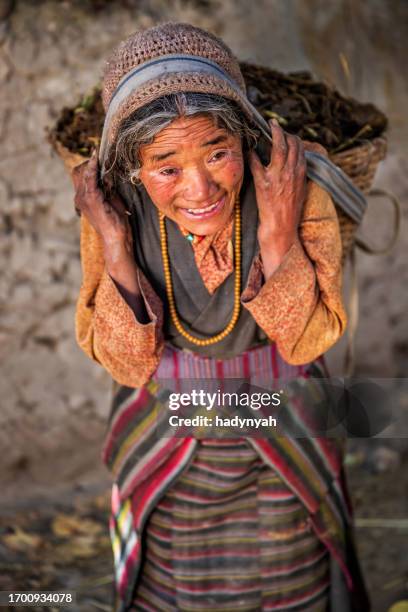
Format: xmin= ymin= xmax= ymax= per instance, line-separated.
xmin=105 ymin=344 xmax=369 ymax=612
xmin=132 ymin=438 xmax=330 ymax=611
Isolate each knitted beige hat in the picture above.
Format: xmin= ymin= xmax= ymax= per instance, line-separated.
xmin=100 ymin=22 xmax=256 ymax=168
xmin=102 ymin=23 xmax=246 ymax=108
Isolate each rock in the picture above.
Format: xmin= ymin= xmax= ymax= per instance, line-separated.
xmin=34 ymin=304 xmax=75 ymax=340
xmin=55 ymin=202 xmax=77 ymax=225
xmin=57 ymin=337 xmax=82 ymax=365
xmin=68 ymin=394 xmax=88 ymax=410
xmin=369 ymin=446 xmax=401 ymax=473
xmin=12 ymin=282 xmax=33 ymax=304
xmin=25 ymin=102 xmax=52 ymax=148
xmin=35 ymin=282 xmax=72 ymax=308
xmin=0 ymin=151 xmax=57 ymax=192
xmin=0 ymin=50 xmax=11 ymax=82
xmin=7 ymin=26 xmax=38 ymax=77
xmin=8 ymin=235 xmax=33 ymax=278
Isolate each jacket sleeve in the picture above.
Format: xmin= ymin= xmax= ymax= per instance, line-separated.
xmin=241 ymin=178 xmax=347 ymax=365
xmin=75 ymin=215 xmax=164 ymax=387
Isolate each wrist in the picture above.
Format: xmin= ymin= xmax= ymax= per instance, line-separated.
xmin=257 ymin=225 xmax=298 ymax=253
xmin=257 ymin=230 xmax=300 ymax=280
xmin=104 ymin=250 xmax=141 ymax=298
xmin=103 ymin=233 xmax=133 ymax=264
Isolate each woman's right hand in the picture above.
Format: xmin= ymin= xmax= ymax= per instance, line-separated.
xmin=73 ymin=151 xmax=151 ymax=322
xmin=72 ymin=151 xmax=133 ymax=260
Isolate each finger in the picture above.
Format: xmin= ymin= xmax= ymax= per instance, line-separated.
xmin=84 ymin=151 xmax=98 ymax=179
xmin=109 ymin=194 xmax=127 ymax=218
xmin=286 ymin=134 xmax=300 ymax=170
xmin=269 ymin=119 xmax=287 ymax=169
xmin=288 ymin=135 xmax=306 ymax=174
xmin=74 ymin=182 xmax=86 ymax=214
xmin=84 ymin=155 xmax=101 ymax=196
xmin=296 ymin=139 xmax=306 ymax=173
xmin=247 ymin=149 xmax=265 ymax=180
xmin=103 ymin=169 xmax=114 ymax=194
xmin=71 ymin=159 xmax=88 ymax=189
xmin=72 ymin=158 xmax=94 ymax=197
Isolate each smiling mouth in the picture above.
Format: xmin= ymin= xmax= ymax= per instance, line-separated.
xmin=179 ymin=196 xmax=226 ymax=219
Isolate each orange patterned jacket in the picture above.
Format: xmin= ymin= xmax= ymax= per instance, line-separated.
xmin=75 ymin=177 xmax=347 ymax=388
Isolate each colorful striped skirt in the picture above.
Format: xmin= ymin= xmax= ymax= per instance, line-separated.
xmin=106 ymin=344 xmax=369 ymax=611
xmin=131 ymin=438 xmax=330 ymax=611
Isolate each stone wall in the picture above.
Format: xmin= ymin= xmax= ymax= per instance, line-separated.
xmin=0 ymin=0 xmax=407 ymax=502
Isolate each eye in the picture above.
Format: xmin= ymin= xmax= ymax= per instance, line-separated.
xmin=159 ymin=167 xmax=178 ymax=177
xmin=209 ymin=150 xmax=227 ymax=162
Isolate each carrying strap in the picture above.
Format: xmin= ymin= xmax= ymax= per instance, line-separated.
xmin=344 ymin=246 xmax=359 ymax=377
xmin=99 ymin=53 xmax=367 ymax=224
xmin=355 ymin=188 xmax=401 ymax=255
xmin=344 ymin=188 xmax=401 ymax=375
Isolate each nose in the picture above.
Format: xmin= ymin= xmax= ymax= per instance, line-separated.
xmin=182 ymin=166 xmax=218 ymax=204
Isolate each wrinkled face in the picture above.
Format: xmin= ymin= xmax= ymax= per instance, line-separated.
xmin=138 ymin=115 xmax=245 ymax=235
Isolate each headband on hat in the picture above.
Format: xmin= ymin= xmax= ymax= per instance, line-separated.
xmin=99 ymin=54 xmax=366 ymax=224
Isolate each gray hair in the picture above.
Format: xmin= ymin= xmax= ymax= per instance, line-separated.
xmin=108 ymin=92 xmax=259 ymax=183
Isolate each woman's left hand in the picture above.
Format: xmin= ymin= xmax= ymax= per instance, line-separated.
xmin=248 ymin=119 xmax=307 ymax=258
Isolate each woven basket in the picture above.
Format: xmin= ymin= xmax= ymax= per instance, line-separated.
xmin=330 ymin=137 xmax=387 ymax=262
xmin=50 ymin=64 xmax=388 ymax=265
xmin=55 ymin=135 xmax=387 ymax=264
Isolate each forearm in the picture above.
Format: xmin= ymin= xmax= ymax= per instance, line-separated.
xmin=73 ymin=155 xmax=165 ymax=385
xmin=257 ymin=224 xmax=299 ymax=280
xmin=243 ymin=182 xmax=347 ymax=365
xmin=242 ymin=240 xmax=345 ymax=364
xmin=103 ymin=240 xmax=150 ymax=324
xmin=75 ymin=216 xmax=164 ymax=387
xmin=91 ymin=269 xmax=164 ymax=386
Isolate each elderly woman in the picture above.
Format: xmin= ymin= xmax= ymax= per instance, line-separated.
xmin=73 ymin=23 xmax=369 ymax=612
